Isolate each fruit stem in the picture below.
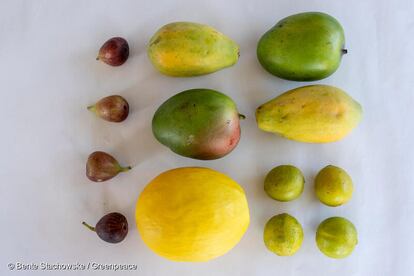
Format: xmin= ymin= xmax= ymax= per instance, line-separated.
xmin=342 ymin=49 xmax=348 ymax=55
xmin=239 ymin=114 xmax=246 ymax=120
xmin=96 ymin=55 xmax=100 ymax=61
xmin=82 ymin=221 xmax=96 ymax=232
xmin=120 ymin=166 xmax=132 ymax=172
xmin=87 ymin=105 xmax=96 ymax=113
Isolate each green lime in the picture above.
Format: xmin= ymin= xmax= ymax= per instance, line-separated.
xmin=315 ymin=165 xmax=353 ymax=206
xmin=263 ymin=213 xmax=303 ymax=256
xmin=316 ymin=217 xmax=358 ymax=258
xmin=264 ymin=165 xmax=304 ymax=201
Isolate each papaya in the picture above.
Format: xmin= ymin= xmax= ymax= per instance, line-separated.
xmin=148 ymin=22 xmax=239 ymax=77
xmin=256 ymin=85 xmax=362 ymax=143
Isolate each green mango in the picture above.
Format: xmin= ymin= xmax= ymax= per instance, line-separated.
xmin=148 ymin=22 xmax=239 ymax=77
xmin=257 ymin=12 xmax=346 ymax=81
xmin=152 ymin=89 xmax=244 ymax=160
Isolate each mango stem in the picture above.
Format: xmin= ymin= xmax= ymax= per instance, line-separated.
xmin=239 ymin=114 xmax=246 ymax=120
xmin=82 ymin=221 xmax=96 ymax=232
xmin=342 ymin=49 xmax=348 ymax=55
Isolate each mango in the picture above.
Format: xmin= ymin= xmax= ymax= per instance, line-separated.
xmin=257 ymin=12 xmax=346 ymax=81
xmin=148 ymin=22 xmax=239 ymax=77
xmin=256 ymin=85 xmax=362 ymax=143
xmin=152 ymin=89 xmax=244 ymax=160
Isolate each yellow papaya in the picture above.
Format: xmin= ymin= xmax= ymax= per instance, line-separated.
xmin=256 ymin=85 xmax=362 ymax=143
xmin=148 ymin=22 xmax=239 ymax=77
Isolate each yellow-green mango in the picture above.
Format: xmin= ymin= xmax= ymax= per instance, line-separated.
xmin=148 ymin=22 xmax=239 ymax=77
xmin=256 ymin=85 xmax=362 ymax=143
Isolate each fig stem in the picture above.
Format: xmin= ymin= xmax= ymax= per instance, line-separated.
xmin=342 ymin=49 xmax=348 ymax=55
xmin=82 ymin=221 xmax=96 ymax=232
xmin=87 ymin=105 xmax=96 ymax=113
xmin=239 ymin=114 xmax=246 ymax=120
xmin=120 ymin=166 xmax=132 ymax=172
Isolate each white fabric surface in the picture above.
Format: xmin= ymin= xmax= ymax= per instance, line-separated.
xmin=1 ymin=0 xmax=413 ymax=275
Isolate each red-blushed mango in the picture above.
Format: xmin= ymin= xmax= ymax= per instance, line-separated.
xmin=148 ymin=22 xmax=239 ymax=77
xmin=256 ymin=85 xmax=362 ymax=143
xmin=152 ymin=89 xmax=244 ymax=160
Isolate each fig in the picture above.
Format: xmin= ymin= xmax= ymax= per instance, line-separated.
xmin=87 ymin=95 xmax=129 ymax=122
xmin=97 ymin=37 xmax=129 ymax=66
xmin=86 ymin=151 xmax=131 ymax=182
xmin=82 ymin=212 xmax=128 ymax=243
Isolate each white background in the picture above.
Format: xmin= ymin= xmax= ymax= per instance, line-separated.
xmin=1 ymin=0 xmax=413 ymax=275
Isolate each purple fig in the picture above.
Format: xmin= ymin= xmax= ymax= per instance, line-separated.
xmin=86 ymin=151 xmax=131 ymax=182
xmin=88 ymin=95 xmax=129 ymax=122
xmin=82 ymin=212 xmax=128 ymax=243
xmin=97 ymin=37 xmax=129 ymax=66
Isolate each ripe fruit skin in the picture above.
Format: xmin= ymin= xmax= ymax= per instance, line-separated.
xmin=256 ymin=85 xmax=362 ymax=143
xmin=315 ymin=165 xmax=353 ymax=206
xmin=97 ymin=37 xmax=129 ymax=66
xmin=264 ymin=165 xmax=304 ymax=201
xmin=316 ymin=217 xmax=358 ymax=258
xmin=257 ymin=12 xmax=346 ymax=81
xmin=148 ymin=22 xmax=239 ymax=76
xmin=263 ymin=213 xmax=303 ymax=256
xmin=152 ymin=89 xmax=243 ymax=160
xmin=135 ymin=167 xmax=250 ymax=262
xmin=82 ymin=212 xmax=128 ymax=244
xmin=86 ymin=151 xmax=131 ymax=182
xmin=88 ymin=95 xmax=129 ymax=122
xmin=95 ymin=212 xmax=128 ymax=243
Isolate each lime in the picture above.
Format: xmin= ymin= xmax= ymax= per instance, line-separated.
xmin=315 ymin=165 xmax=353 ymax=206
xmin=263 ymin=213 xmax=303 ymax=256
xmin=316 ymin=217 xmax=358 ymax=258
xmin=264 ymin=165 xmax=304 ymax=201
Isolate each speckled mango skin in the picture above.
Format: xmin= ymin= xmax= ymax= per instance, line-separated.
xmin=256 ymin=85 xmax=362 ymax=143
xmin=152 ymin=89 xmax=242 ymax=160
xmin=148 ymin=22 xmax=239 ymax=77
xmin=257 ymin=12 xmax=345 ymax=81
